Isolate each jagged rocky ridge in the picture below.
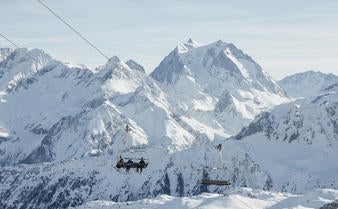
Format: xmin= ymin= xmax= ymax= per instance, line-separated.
xmin=231 ymin=83 xmax=338 ymax=194
xmin=320 ymin=199 xmax=338 ymax=209
xmin=235 ymin=84 xmax=338 ymax=145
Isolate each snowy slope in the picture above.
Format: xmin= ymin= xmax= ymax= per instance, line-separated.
xmin=0 ymin=61 xmax=95 ymax=165
xmin=0 ymin=142 xmax=277 ymax=209
xmin=151 ymin=39 xmax=289 ymax=135
xmin=1 ymin=128 xmax=337 ymax=209
xmin=279 ymin=71 xmax=338 ymax=98
xmin=76 ymin=188 xmax=338 ymax=209
xmin=2 ymin=83 xmax=338 ymax=208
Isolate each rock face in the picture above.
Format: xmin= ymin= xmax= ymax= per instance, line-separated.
xmin=320 ymin=200 xmax=338 ymax=209
xmin=0 ymin=48 xmax=14 ymax=63
xmin=126 ymin=59 xmax=145 ymax=73
xmin=0 ymin=43 xmax=337 ymax=209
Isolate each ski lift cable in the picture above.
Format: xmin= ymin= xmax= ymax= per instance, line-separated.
xmin=0 ymin=33 xmax=20 ymax=49
xmin=35 ymin=0 xmax=109 ymax=60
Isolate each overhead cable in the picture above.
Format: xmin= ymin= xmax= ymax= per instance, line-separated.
xmin=36 ymin=0 xmax=109 ymax=60
xmin=0 ymin=33 xmax=20 ymax=48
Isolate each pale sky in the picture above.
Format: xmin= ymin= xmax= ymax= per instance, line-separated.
xmin=1 ymin=0 xmax=338 ymax=79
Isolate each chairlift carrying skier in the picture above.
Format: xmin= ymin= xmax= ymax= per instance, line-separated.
xmin=116 ymin=155 xmax=124 ymax=169
xmin=115 ymin=124 xmax=149 ymax=173
xmin=137 ymin=157 xmax=146 ymax=173
xmin=199 ymin=143 xmax=231 ymax=186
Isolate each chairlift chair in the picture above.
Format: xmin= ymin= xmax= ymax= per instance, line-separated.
xmin=200 ymin=144 xmax=231 ymax=186
xmin=117 ymin=148 xmax=149 ymax=164
xmin=116 ymin=149 xmax=149 ymax=171
xmin=115 ymin=124 xmax=149 ymax=173
xmin=200 ymin=179 xmax=231 ymax=186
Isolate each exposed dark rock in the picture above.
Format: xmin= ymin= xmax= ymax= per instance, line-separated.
xmin=150 ymin=49 xmax=184 ymax=84
xmin=235 ymin=112 xmax=272 ymax=140
xmin=126 ymin=60 xmax=145 ymax=73
xmin=215 ymin=90 xmax=233 ymax=113
xmin=320 ymin=200 xmax=338 ymax=209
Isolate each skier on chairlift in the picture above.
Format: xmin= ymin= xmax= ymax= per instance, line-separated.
xmin=216 ymin=144 xmax=222 ymax=151
xmin=116 ymin=155 xmax=124 ymax=168
xmin=137 ymin=157 xmax=146 ymax=173
xmin=125 ymin=159 xmax=134 ymax=171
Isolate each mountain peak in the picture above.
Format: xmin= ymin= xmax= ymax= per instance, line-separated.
xmin=104 ymin=56 xmax=122 ymax=69
xmin=174 ymin=39 xmax=200 ymax=54
xmin=215 ymin=39 xmax=224 ymax=46
xmin=126 ymin=59 xmax=145 ymax=73
xmin=151 ymin=39 xmax=286 ymax=96
xmin=107 ymin=56 xmax=120 ymax=64
xmin=185 ymin=38 xmax=199 ymax=48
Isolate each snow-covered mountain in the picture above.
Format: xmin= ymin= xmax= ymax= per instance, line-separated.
xmin=279 ymin=71 xmax=338 ymax=98
xmin=233 ymin=82 xmax=338 ymax=193
xmin=236 ymin=83 xmax=338 ymax=145
xmin=0 ymin=50 xmax=153 ymax=166
xmin=0 ymin=42 xmax=337 ymax=209
xmin=0 ymin=46 xmax=200 ymax=168
xmin=0 ymin=48 xmax=52 ymax=91
xmin=151 ymin=39 xmax=289 ymax=135
xmin=0 ymin=40 xmax=290 ymax=167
